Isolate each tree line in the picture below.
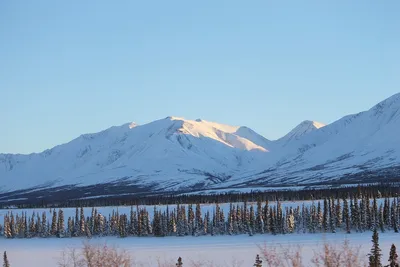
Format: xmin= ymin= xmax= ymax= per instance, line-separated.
xmin=2 ymin=183 xmax=399 ymax=210
xmin=1 ymin=194 xmax=400 ymax=239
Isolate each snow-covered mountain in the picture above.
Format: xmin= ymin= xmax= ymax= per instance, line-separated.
xmin=277 ymin=120 xmax=325 ymax=147
xmin=1 ymin=93 xmax=400 ymax=200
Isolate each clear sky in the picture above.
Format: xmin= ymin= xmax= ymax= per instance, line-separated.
xmin=1 ymin=0 xmax=399 ymax=154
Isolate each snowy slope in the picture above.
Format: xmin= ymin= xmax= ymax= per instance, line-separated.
xmin=226 ymin=93 xmax=400 ymax=186
xmin=1 ymin=93 xmax=400 ymax=196
xmin=276 ymin=120 xmax=325 ymax=147
xmin=0 ymin=116 xmax=269 ymax=193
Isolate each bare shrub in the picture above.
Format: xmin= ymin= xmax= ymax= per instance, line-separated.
xmin=311 ymin=240 xmax=365 ymax=267
xmin=282 ymin=245 xmax=304 ymax=267
xmin=58 ymin=242 xmax=132 ymax=267
xmin=259 ymin=240 xmax=365 ymax=267
xmin=58 ymin=247 xmax=85 ymax=267
xmin=258 ymin=243 xmax=303 ymax=267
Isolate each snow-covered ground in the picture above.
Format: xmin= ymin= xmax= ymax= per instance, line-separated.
xmin=1 ymin=233 xmax=398 ymax=266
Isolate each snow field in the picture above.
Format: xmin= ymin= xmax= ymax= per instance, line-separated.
xmin=1 ymin=232 xmax=398 ymax=266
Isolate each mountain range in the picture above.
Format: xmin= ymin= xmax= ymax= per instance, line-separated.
xmin=1 ymin=93 xmax=400 ymax=203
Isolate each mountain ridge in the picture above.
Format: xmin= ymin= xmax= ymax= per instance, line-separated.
xmin=1 ymin=93 xmax=400 ymax=199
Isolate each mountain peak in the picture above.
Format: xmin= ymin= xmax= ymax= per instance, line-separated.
xmin=129 ymin=122 xmax=138 ymax=129
xmin=300 ymin=120 xmax=325 ymax=129
xmin=370 ymin=93 xmax=400 ymax=115
xmin=277 ymin=120 xmax=325 ymax=145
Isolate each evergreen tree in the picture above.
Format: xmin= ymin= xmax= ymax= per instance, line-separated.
xmin=24 ymin=214 xmax=28 ymax=238
xmin=41 ymin=212 xmax=48 ymax=238
xmin=85 ymin=222 xmax=92 ymax=239
xmin=57 ymin=209 xmax=65 ymax=238
xmin=176 ymin=257 xmax=183 ymax=267
xmin=80 ymin=207 xmax=85 ymax=236
xmin=35 ymin=213 xmax=41 ymax=237
xmin=263 ymin=200 xmax=270 ymax=233
xmin=343 ymin=198 xmax=351 ymax=233
xmin=228 ymin=203 xmax=234 ymax=235
xmin=388 ymin=244 xmax=399 ymax=267
xmin=130 ymin=206 xmax=135 ymax=236
xmin=372 ymin=197 xmax=378 ymax=230
xmin=10 ymin=213 xmax=16 ymax=238
xmin=119 ymin=214 xmax=127 ymax=238
xmin=195 ymin=203 xmax=202 ymax=236
xmin=256 ymin=200 xmax=264 ymax=234
xmin=188 ymin=204 xmax=195 ymax=236
xmin=391 ymin=199 xmax=398 ymax=233
xmin=287 ymin=208 xmax=295 ymax=233
xmin=317 ymin=201 xmax=323 ymax=232
xmin=384 ymin=198 xmax=390 ymax=228
xmin=360 ymin=197 xmax=367 ymax=231
xmin=254 ymin=254 xmax=262 ymax=267
xmin=51 ymin=210 xmax=57 ymax=236
xmin=67 ymin=217 xmax=73 ymax=237
xmin=29 ymin=212 xmax=36 ymax=237
xmin=329 ymin=198 xmax=336 ymax=233
xmin=368 ymin=228 xmax=382 ymax=267
xmin=323 ymin=198 xmax=328 ymax=232
xmin=335 ymin=198 xmax=342 ymax=229
xmin=249 ymin=205 xmax=255 ymax=236
xmin=379 ymin=205 xmax=385 ymax=233
xmin=74 ymin=207 xmax=79 ymax=237
xmin=3 ymin=251 xmax=10 ymax=267
xmin=3 ymin=214 xmax=11 ymax=238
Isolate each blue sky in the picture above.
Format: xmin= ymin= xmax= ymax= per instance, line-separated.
xmin=1 ymin=0 xmax=399 ymax=154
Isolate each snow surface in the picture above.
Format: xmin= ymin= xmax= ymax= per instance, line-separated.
xmin=1 ymin=93 xmax=400 ymax=194
xmin=1 ymin=233 xmax=398 ymax=267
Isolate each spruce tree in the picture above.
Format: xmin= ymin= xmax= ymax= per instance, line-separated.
xmin=176 ymin=257 xmax=183 ymax=267
xmin=67 ymin=217 xmax=73 ymax=237
xmin=343 ymin=198 xmax=350 ymax=233
xmin=256 ymin=200 xmax=264 ymax=234
xmin=335 ymin=198 xmax=342 ymax=229
xmin=130 ymin=206 xmax=135 ymax=236
xmin=195 ymin=203 xmax=202 ymax=236
xmin=85 ymin=222 xmax=92 ymax=239
xmin=249 ymin=205 xmax=255 ymax=236
xmin=323 ymin=198 xmax=328 ymax=232
xmin=3 ymin=214 xmax=11 ymax=238
xmin=388 ymin=244 xmax=399 ymax=267
xmin=329 ymin=198 xmax=335 ymax=233
xmin=51 ymin=210 xmax=57 ymax=236
xmin=41 ymin=212 xmax=48 ymax=238
xmin=368 ymin=228 xmax=382 ymax=267
xmin=263 ymin=200 xmax=270 ymax=233
xmin=254 ymin=254 xmax=262 ymax=267
xmin=80 ymin=207 xmax=85 ymax=236
xmin=379 ymin=205 xmax=385 ymax=233
xmin=74 ymin=207 xmax=79 ymax=236
xmin=3 ymin=251 xmax=10 ymax=267
xmin=372 ymin=197 xmax=378 ymax=230
xmin=317 ymin=201 xmax=323 ymax=232
xmin=391 ymin=199 xmax=398 ymax=233
xmin=57 ymin=209 xmax=65 ymax=238
xmin=10 ymin=213 xmax=15 ymax=238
